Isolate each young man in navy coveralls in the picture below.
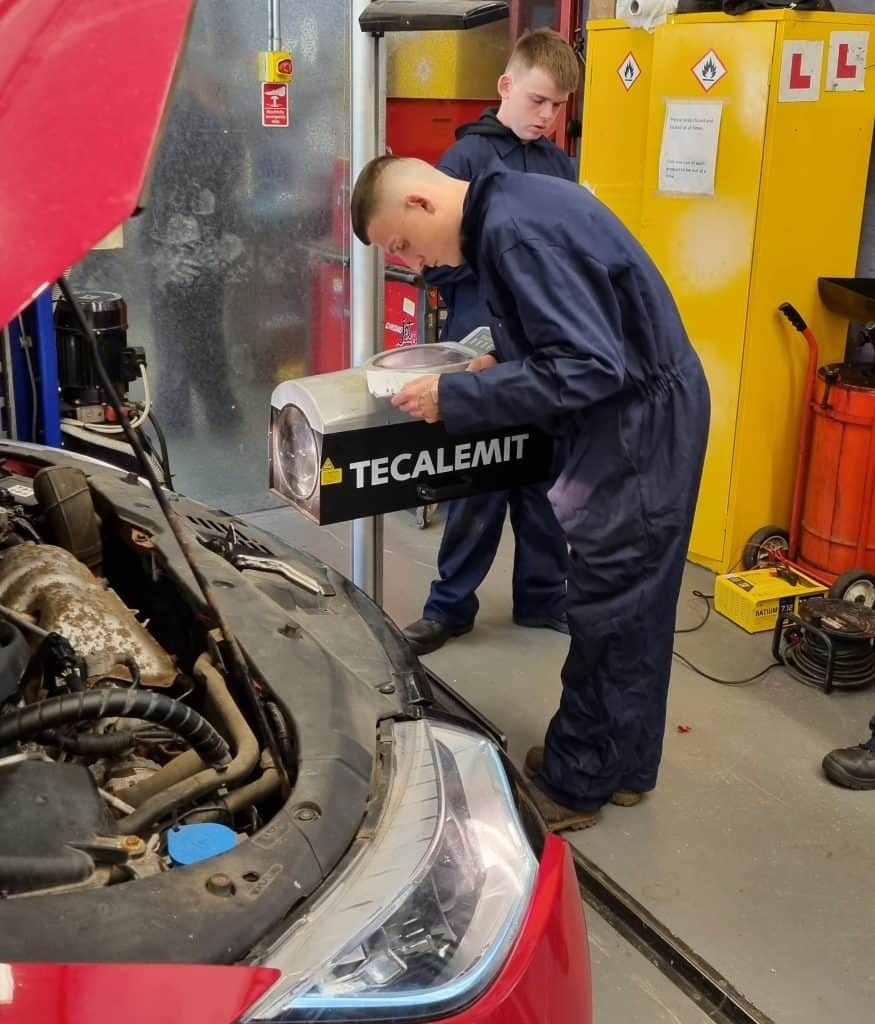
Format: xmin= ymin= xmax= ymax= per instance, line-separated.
xmin=404 ymin=28 xmax=578 ymax=658
xmin=351 ymin=154 xmax=710 ymax=830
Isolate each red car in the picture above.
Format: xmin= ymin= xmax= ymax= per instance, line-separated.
xmin=0 ymin=1 xmax=591 ymax=1021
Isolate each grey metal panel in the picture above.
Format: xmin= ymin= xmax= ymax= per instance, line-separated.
xmin=71 ymin=0 xmax=352 ymax=517
xmin=359 ymin=0 xmax=509 ymax=33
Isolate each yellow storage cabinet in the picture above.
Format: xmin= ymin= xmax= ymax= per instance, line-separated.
xmin=582 ymin=11 xmax=875 ymax=573
xmin=580 ymin=21 xmax=655 ymax=235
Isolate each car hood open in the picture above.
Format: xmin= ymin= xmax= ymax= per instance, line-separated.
xmin=0 ymin=0 xmax=193 ymax=327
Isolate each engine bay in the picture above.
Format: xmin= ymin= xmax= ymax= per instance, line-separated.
xmin=0 ymin=446 xmax=413 ymax=961
xmin=0 ymin=458 xmax=289 ymax=897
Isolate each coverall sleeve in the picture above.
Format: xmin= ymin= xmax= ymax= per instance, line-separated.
xmin=439 ymin=241 xmax=626 ymax=432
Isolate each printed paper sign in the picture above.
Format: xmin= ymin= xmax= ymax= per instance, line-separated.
xmin=658 ymin=102 xmax=723 ymax=197
xmin=691 ymin=50 xmax=728 ymax=93
xmin=618 ymin=52 xmax=641 ymax=91
xmin=262 ymin=83 xmax=289 ymax=126
xmin=826 ymin=31 xmax=868 ymax=92
xmin=779 ymin=40 xmax=823 ymax=103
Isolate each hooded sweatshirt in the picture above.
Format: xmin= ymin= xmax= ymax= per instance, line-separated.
xmin=424 ymin=108 xmax=577 ymax=343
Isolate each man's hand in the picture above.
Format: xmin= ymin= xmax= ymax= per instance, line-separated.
xmin=466 ymin=354 xmax=498 ymax=373
xmin=391 ymin=374 xmax=442 ymax=423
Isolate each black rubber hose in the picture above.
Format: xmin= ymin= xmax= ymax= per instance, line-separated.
xmin=146 ymin=410 xmax=173 ymax=487
xmin=0 ymin=691 xmax=231 ymax=766
xmin=265 ymin=700 xmax=295 ymax=766
xmin=784 ymin=636 xmax=875 ymax=689
xmin=39 ymin=728 xmax=136 ymax=756
xmin=117 ymin=654 xmax=258 ymax=835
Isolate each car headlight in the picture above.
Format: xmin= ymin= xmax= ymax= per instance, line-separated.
xmin=273 ymin=404 xmax=318 ymax=500
xmin=245 ymin=719 xmax=537 ymax=1023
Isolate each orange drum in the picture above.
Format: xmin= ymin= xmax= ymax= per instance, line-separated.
xmin=799 ymin=364 xmax=875 ymax=577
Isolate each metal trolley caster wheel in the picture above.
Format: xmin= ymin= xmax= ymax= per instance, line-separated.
xmin=416 ymin=503 xmax=437 ymax=530
xmin=743 ymin=526 xmax=790 ymax=570
xmin=829 ymin=569 xmax=875 ymax=608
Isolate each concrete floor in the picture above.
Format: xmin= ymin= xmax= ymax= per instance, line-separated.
xmin=245 ymin=504 xmax=875 ymax=1024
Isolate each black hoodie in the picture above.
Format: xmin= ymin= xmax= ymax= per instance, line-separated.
xmin=448 ymin=108 xmax=576 ymax=179
xmin=426 ymin=108 xmax=576 ymax=341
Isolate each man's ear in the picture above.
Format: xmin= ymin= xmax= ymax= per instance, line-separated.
xmin=497 ymin=73 xmax=513 ymax=99
xmin=404 ymin=192 xmax=435 ymax=214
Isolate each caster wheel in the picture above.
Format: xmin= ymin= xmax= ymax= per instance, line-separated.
xmin=743 ymin=526 xmax=790 ymax=570
xmin=829 ymin=569 xmax=875 ymax=608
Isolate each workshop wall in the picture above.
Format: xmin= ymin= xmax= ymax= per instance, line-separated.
xmin=72 ymin=0 xmax=352 ymax=514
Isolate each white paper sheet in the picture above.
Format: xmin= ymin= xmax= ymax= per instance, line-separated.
xmin=658 ymin=102 xmax=723 ymax=197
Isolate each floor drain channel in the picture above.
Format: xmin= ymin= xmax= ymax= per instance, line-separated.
xmin=572 ymin=848 xmax=776 ymax=1024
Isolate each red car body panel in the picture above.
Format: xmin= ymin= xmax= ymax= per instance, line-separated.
xmin=0 ymin=0 xmax=194 ymax=327
xmin=440 ymin=835 xmax=591 ymax=1024
xmin=0 ymin=964 xmax=280 ymax=1024
xmin=0 ymin=837 xmax=590 ymax=1024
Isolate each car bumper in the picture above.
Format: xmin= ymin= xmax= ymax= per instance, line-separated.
xmin=0 ymin=836 xmax=590 ymax=1024
xmin=437 ymin=834 xmax=591 ymax=1024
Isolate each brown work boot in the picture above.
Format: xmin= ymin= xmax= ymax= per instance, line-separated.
xmin=527 ymin=780 xmax=600 ymax=832
xmin=524 ymin=745 xmax=544 ymax=780
xmin=611 ymin=789 xmax=643 ymax=806
xmin=524 ymin=746 xmax=644 ymax=806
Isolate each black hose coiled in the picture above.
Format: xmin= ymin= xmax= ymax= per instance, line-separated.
xmin=0 ymin=690 xmax=231 ymax=766
xmin=784 ymin=634 xmax=875 ymax=691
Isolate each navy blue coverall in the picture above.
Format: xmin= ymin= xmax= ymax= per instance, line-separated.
xmin=422 ymin=110 xmax=572 ymax=629
xmin=439 ymin=167 xmax=710 ymax=810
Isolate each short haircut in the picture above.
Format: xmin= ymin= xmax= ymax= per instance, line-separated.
xmin=351 ymin=154 xmax=401 ymax=246
xmin=507 ymin=27 xmax=579 ymax=94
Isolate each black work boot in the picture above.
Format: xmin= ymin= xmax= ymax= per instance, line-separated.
xmin=822 ymin=743 xmax=875 ymax=790
xmin=402 ymin=617 xmax=473 ymax=656
xmin=524 ymin=745 xmax=644 ymax=806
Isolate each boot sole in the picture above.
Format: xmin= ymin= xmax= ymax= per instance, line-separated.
xmin=611 ymin=791 xmax=643 ymax=807
xmin=822 ymin=757 xmax=875 ymax=790
xmin=552 ymin=813 xmax=599 ymax=832
xmin=523 ymin=762 xmax=643 ymax=806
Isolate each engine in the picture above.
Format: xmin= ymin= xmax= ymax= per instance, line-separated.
xmin=0 ymin=460 xmax=280 ymax=897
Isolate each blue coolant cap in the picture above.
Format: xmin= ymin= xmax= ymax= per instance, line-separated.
xmin=167 ymin=822 xmax=237 ymax=866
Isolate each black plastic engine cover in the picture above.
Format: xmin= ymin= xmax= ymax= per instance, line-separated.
xmin=0 ymin=621 xmax=29 ymax=703
xmin=0 ymin=760 xmax=115 ymax=895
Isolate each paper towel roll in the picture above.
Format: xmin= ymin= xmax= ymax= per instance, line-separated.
xmin=616 ymin=0 xmax=678 ymax=30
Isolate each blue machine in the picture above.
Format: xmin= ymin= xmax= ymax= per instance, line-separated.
xmin=3 ymin=289 xmax=61 ymax=447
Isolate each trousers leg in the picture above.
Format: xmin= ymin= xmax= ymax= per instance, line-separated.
xmin=535 ymin=366 xmax=709 ymax=811
xmin=535 ymin=534 xmax=688 ymax=811
xmin=423 ymin=491 xmax=509 ymax=627
xmin=507 ymin=482 xmax=569 ymax=621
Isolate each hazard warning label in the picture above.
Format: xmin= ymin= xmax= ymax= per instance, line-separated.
xmin=320 ymin=458 xmax=343 ymax=486
xmin=691 ymin=49 xmax=728 ymax=92
xmin=617 ymin=52 xmax=641 ymax=91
